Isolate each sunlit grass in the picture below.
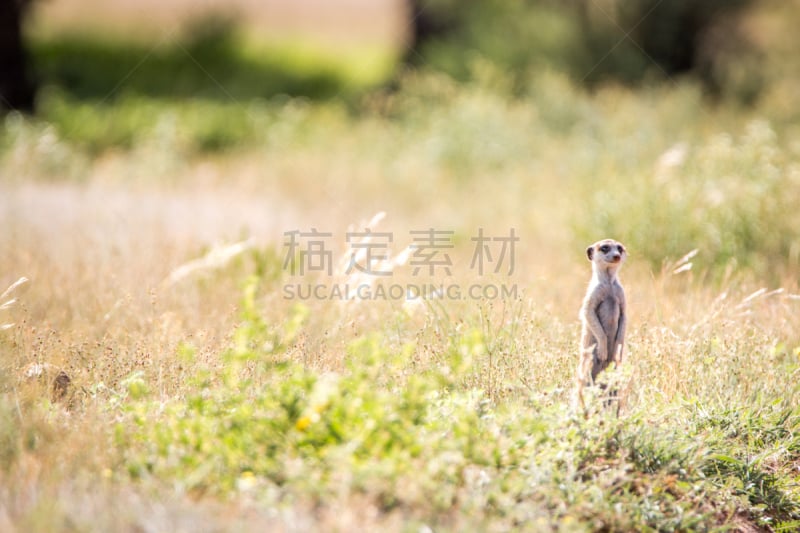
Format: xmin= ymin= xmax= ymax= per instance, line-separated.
xmin=2 ymin=61 xmax=800 ymax=530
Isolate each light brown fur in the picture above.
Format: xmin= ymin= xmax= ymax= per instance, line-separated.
xmin=575 ymin=239 xmax=627 ymax=411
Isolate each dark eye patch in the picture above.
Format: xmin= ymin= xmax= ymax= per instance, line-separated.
xmin=600 ymin=245 xmax=610 ymax=253
xmin=617 ymin=245 xmax=624 ymax=253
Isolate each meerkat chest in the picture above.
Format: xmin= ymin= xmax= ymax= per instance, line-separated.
xmin=594 ymin=285 xmax=622 ymax=326
xmin=596 ymin=295 xmax=621 ymax=325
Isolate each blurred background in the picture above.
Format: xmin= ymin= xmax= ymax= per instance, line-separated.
xmin=3 ymin=0 xmax=799 ymax=115
xmin=4 ymin=5 xmax=800 ymax=531
xmin=2 ymin=0 xmax=800 ymax=279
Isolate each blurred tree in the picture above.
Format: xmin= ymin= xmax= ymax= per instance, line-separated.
xmin=402 ymin=0 xmax=583 ymax=89
xmin=0 ymin=0 xmax=35 ymax=111
xmin=402 ymin=0 xmax=759 ymax=99
xmin=581 ymin=0 xmax=759 ymax=99
xmin=404 ymin=0 xmax=463 ymax=64
xmin=616 ymin=0 xmax=754 ymax=75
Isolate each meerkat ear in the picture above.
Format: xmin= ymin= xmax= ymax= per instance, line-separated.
xmin=586 ymin=246 xmax=594 ymax=260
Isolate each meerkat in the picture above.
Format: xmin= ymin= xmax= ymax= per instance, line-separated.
xmin=576 ymin=239 xmax=627 ymax=410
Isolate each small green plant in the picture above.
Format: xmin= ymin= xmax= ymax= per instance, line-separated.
xmin=109 ymin=279 xmax=800 ymax=529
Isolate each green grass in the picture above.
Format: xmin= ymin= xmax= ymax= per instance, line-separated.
xmin=31 ymin=21 xmax=394 ymax=101
xmin=26 ymin=23 xmax=394 ymax=153
xmin=2 ymin=26 xmax=800 ymax=531
xmin=107 ymin=279 xmax=800 ymax=530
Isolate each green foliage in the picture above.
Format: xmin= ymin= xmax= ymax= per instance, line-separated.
xmin=31 ymin=21 xmax=380 ymax=103
xmin=116 ymin=279 xmax=493 ymax=503
xmin=576 ymin=120 xmax=800 ymax=278
xmin=111 ymin=281 xmax=800 ymax=529
xmin=410 ymin=0 xmax=760 ymax=98
xmin=5 ymin=8 xmax=800 ymax=528
xmin=23 ymin=19 xmax=392 ymax=154
xmin=695 ymin=404 xmax=800 ymax=526
xmin=416 ymin=1 xmax=585 ymax=91
xmin=7 ymin=58 xmax=800 ymax=282
xmin=27 ymin=88 xmax=340 ymax=154
xmin=0 ymin=397 xmax=21 ymax=471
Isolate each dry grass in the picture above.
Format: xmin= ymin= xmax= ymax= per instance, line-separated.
xmin=2 ymin=67 xmax=800 ymax=530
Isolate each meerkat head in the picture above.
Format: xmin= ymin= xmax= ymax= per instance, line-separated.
xmin=586 ymin=239 xmax=626 ymax=273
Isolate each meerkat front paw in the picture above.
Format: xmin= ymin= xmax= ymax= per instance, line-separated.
xmin=596 ymin=345 xmax=608 ymax=362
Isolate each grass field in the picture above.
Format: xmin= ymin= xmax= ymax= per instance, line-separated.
xmin=2 ymin=9 xmax=800 ymax=530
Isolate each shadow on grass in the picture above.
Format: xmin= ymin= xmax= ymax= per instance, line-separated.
xmin=30 ymin=21 xmax=354 ymax=102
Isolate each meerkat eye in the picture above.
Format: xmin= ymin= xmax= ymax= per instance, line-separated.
xmin=617 ymin=245 xmax=624 ymax=253
xmin=600 ymin=245 xmax=610 ymax=253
